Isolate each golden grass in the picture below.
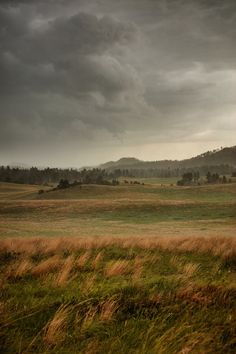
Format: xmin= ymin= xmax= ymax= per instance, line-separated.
xmin=6 ymin=258 xmax=33 ymax=279
xmin=182 ymin=262 xmax=199 ymax=277
xmin=105 ymin=260 xmax=131 ymax=277
xmin=80 ymin=274 xmax=96 ymax=294
xmin=55 ymin=256 xmax=74 ymax=286
xmin=1 ymin=235 xmax=235 ymax=261
xmin=43 ymin=305 xmax=69 ymax=346
xmin=100 ymin=299 xmax=118 ymax=322
xmin=32 ymin=255 xmax=63 ymax=277
xmin=76 ymin=251 xmax=91 ymax=268
xmin=91 ymin=251 xmax=103 ymax=269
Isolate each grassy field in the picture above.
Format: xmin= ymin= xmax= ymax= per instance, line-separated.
xmin=0 ymin=182 xmax=236 ymax=239
xmin=0 ymin=181 xmax=236 ymax=353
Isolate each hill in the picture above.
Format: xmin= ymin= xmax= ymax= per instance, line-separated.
xmin=100 ymin=157 xmax=141 ymax=169
xmin=99 ymin=146 xmax=236 ymax=172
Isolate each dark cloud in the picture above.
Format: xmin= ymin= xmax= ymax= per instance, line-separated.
xmin=0 ymin=0 xmax=236 ymax=166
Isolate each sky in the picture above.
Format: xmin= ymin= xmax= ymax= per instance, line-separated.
xmin=0 ymin=0 xmax=236 ymax=168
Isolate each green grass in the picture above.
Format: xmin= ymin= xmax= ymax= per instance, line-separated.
xmin=0 ymin=182 xmax=236 ymax=239
xmin=30 ymin=182 xmax=236 ymax=203
xmin=0 ymin=238 xmax=236 ymax=354
xmin=0 ymin=182 xmax=46 ymax=200
xmin=0 ymin=181 xmax=236 ymax=353
xmin=118 ymin=176 xmax=179 ymax=185
xmin=97 ymin=202 xmax=236 ymax=223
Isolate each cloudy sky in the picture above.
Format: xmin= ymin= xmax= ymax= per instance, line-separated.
xmin=0 ymin=0 xmax=236 ymax=167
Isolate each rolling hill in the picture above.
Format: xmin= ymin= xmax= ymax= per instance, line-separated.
xmin=99 ymin=146 xmax=236 ymax=171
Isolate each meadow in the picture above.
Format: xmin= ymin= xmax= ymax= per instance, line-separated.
xmin=0 ymin=181 xmax=236 ymax=353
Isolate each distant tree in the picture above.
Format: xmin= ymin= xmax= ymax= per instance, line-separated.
xmin=193 ymin=171 xmax=200 ymax=182
xmin=57 ymin=179 xmax=70 ymax=189
xmin=206 ymin=172 xmax=220 ymax=184
xmin=177 ymin=172 xmax=193 ymax=186
xmin=182 ymin=172 xmax=193 ymax=183
xmin=206 ymin=171 xmax=212 ymax=183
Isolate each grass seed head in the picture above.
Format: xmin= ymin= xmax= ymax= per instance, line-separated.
xmin=43 ymin=305 xmax=69 ymax=346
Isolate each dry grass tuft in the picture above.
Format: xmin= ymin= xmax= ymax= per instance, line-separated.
xmin=182 ymin=262 xmax=199 ymax=277
xmin=76 ymin=251 xmax=91 ymax=269
xmin=43 ymin=305 xmax=69 ymax=346
xmin=32 ymin=255 xmax=63 ymax=277
xmin=105 ymin=260 xmax=130 ymax=277
xmin=91 ymin=252 xmax=103 ymax=269
xmin=15 ymin=259 xmax=33 ymax=277
xmin=55 ymin=256 xmax=74 ymax=286
xmin=6 ymin=258 xmax=33 ymax=279
xmin=81 ymin=274 xmax=96 ymax=294
xmin=100 ymin=299 xmax=119 ymax=322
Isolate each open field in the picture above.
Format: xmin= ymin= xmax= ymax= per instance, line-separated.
xmin=0 ymin=182 xmax=236 ymax=239
xmin=0 ymin=181 xmax=236 ymax=353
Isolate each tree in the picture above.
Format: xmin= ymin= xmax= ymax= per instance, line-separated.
xmin=182 ymin=172 xmax=193 ymax=183
xmin=222 ymin=175 xmax=227 ymax=184
xmin=57 ymin=179 xmax=70 ymax=189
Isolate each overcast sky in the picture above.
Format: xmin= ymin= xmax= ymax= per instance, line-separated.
xmin=0 ymin=0 xmax=236 ymax=167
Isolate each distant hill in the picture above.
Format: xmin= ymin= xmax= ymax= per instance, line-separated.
xmin=100 ymin=157 xmax=142 ymax=170
xmin=99 ymin=146 xmax=236 ymax=172
xmin=178 ymin=146 xmax=236 ymax=168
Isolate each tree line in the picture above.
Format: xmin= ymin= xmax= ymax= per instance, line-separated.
xmin=0 ymin=166 xmax=118 ymax=185
xmin=111 ymin=164 xmax=234 ymax=178
xmin=177 ymin=171 xmax=232 ymax=186
xmin=0 ymin=165 xmax=235 ymax=186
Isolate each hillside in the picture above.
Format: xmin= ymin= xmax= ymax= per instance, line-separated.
xmin=100 ymin=157 xmax=142 ymax=169
xmin=99 ymin=146 xmax=236 ymax=171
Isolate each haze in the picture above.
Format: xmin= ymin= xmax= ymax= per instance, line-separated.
xmin=1 ymin=0 xmax=236 ymax=167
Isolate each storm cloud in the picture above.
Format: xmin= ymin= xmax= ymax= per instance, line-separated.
xmin=0 ymin=0 xmax=236 ymax=166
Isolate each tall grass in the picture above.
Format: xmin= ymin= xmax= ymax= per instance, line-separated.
xmin=32 ymin=255 xmax=63 ymax=277
xmin=1 ymin=235 xmax=235 ymax=261
xmin=0 ymin=235 xmax=235 ymax=354
xmin=55 ymin=255 xmax=74 ymax=286
xmin=100 ymin=299 xmax=119 ymax=321
xmin=105 ymin=260 xmax=130 ymax=277
xmin=43 ymin=305 xmax=69 ymax=346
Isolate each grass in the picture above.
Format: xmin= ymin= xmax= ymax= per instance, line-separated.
xmin=0 ymin=182 xmax=51 ymax=200
xmin=0 ymin=181 xmax=236 ymax=352
xmin=0 ymin=236 xmax=236 ymax=353
xmin=0 ymin=181 xmax=236 ymax=239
